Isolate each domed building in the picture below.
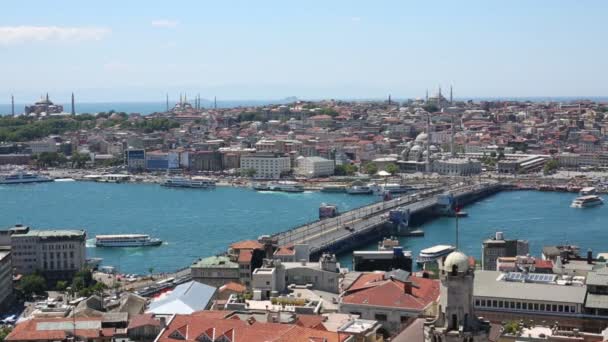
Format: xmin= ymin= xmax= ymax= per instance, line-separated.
xmin=400 ymin=132 xmax=442 ymax=162
xmin=25 ymin=94 xmax=64 ymax=115
xmin=424 ymin=250 xmax=491 ymax=342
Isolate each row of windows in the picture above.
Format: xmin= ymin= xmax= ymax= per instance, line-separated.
xmin=43 ymin=251 xmax=75 ymax=259
xmin=14 ymin=251 xmax=35 ymax=256
xmin=42 ymin=244 xmax=76 ymax=250
xmin=475 ymin=298 xmax=576 ymax=313
xmin=43 ymin=260 xmax=75 ymax=270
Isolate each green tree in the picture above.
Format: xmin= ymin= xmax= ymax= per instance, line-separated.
xmin=363 ymin=162 xmax=378 ymax=175
xmin=543 ymin=159 xmax=559 ymax=175
xmin=334 ymin=164 xmax=358 ymax=176
xmin=503 ymin=321 xmax=521 ymax=335
xmin=70 ymin=152 xmax=90 ymax=168
xmin=385 ymin=163 xmax=399 ymax=175
xmin=0 ymin=326 xmax=12 ymax=342
xmin=36 ymin=152 xmax=67 ymax=167
xmin=240 ymin=168 xmax=257 ymax=177
xmin=20 ymin=274 xmax=47 ymax=299
xmin=55 ymin=280 xmax=68 ymax=291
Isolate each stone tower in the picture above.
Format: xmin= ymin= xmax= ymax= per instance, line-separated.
xmin=424 ymin=251 xmax=490 ymax=342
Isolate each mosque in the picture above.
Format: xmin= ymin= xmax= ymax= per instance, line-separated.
xmin=400 ymin=132 xmax=442 ymax=162
xmin=24 ymin=94 xmax=64 ymax=115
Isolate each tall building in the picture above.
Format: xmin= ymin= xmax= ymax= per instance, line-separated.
xmin=296 ymin=156 xmax=335 ymax=178
xmin=425 ymin=251 xmax=490 ymax=342
xmin=4 ymin=225 xmax=87 ymax=281
xmin=481 ymin=232 xmax=529 ymax=271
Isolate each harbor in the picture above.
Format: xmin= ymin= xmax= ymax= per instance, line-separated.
xmin=1 ymin=180 xmax=607 ymax=275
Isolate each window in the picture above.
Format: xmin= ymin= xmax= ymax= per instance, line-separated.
xmin=558 ymin=305 xmax=563 ymax=312
xmin=492 ymin=300 xmax=497 ymax=307
xmin=375 ymin=314 xmax=387 ymax=321
xmin=534 ymin=303 xmax=539 ymax=311
xmin=475 ymin=299 xmax=480 ymax=306
xmin=499 ymin=301 xmax=503 ymax=308
xmin=401 ymin=316 xmax=409 ymax=323
xmin=552 ymin=304 xmax=557 ymax=312
xmin=522 ymin=303 xmax=527 ymax=310
xmin=570 ymin=306 xmax=576 ymax=313
xmin=481 ymin=299 xmax=486 ymax=307
xmin=510 ymin=302 xmax=515 ymax=309
xmin=540 ymin=304 xmax=545 ymax=311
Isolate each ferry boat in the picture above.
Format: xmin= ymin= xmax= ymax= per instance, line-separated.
xmin=252 ymin=182 xmax=270 ymax=191
xmin=321 ymin=185 xmax=347 ymax=193
xmin=416 ymin=244 xmax=456 ymax=264
xmin=347 ymin=185 xmax=373 ymax=195
xmin=571 ymin=195 xmax=604 ymax=208
xmin=371 ymin=183 xmax=411 ymax=195
xmin=378 ymin=237 xmax=400 ymax=250
xmin=580 ymin=187 xmax=597 ymax=196
xmin=95 ymin=234 xmax=163 ymax=247
xmin=0 ymin=171 xmax=53 ymax=184
xmin=267 ymin=181 xmax=304 ymax=193
xmin=161 ymin=176 xmax=215 ymax=189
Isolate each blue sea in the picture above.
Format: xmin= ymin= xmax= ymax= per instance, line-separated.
xmin=1 ymin=182 xmax=608 ymax=274
xmin=0 ymin=182 xmax=375 ymax=274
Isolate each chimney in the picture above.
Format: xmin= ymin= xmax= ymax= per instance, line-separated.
xmin=587 ymin=249 xmax=593 ymax=265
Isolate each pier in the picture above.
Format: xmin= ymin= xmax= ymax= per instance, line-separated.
xmin=273 ymin=182 xmax=502 ymax=258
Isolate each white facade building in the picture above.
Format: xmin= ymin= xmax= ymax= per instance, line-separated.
xmin=240 ymin=153 xmax=291 ymax=179
xmin=432 ymin=158 xmax=482 ymax=176
xmin=0 ymin=247 xmax=13 ymax=310
xmin=297 ymin=156 xmax=335 ymax=178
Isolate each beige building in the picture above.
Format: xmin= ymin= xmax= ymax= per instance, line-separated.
xmin=240 ymin=153 xmax=291 ymax=179
xmin=6 ymin=225 xmax=86 ymax=281
xmin=297 ymin=156 xmax=335 ymax=178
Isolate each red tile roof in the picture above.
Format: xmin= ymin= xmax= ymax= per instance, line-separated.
xmin=128 ymin=313 xmax=161 ymax=329
xmin=7 ymin=317 xmax=112 ymax=342
xmin=219 ymin=282 xmax=247 ymax=294
xmin=230 ymin=240 xmax=263 ymax=250
xmin=342 ymin=275 xmax=439 ymax=311
xmin=156 ymin=312 xmax=345 ymax=342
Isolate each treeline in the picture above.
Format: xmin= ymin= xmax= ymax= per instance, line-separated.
xmin=0 ymin=116 xmax=94 ymax=142
xmin=0 ymin=115 xmax=180 ymax=142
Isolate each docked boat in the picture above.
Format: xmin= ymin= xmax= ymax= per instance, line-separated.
xmin=371 ymin=183 xmax=411 ymax=195
xmin=378 ymin=237 xmax=400 ymax=250
xmin=95 ymin=234 xmax=163 ymax=247
xmin=0 ymin=171 xmax=53 ymax=185
xmin=571 ymin=195 xmax=604 ymax=208
xmin=321 ymin=185 xmax=347 ymax=193
xmin=416 ymin=244 xmax=456 ymax=264
xmin=580 ymin=187 xmax=597 ymax=196
xmin=161 ymin=176 xmax=215 ymax=189
xmin=347 ymin=185 xmax=373 ymax=195
xmin=267 ymin=181 xmax=304 ymax=193
xmin=252 ymin=182 xmax=270 ymax=191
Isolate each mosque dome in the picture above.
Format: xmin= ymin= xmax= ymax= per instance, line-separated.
xmin=410 ymin=145 xmax=422 ymax=152
xmin=415 ymin=132 xmax=428 ymax=143
xmin=443 ymin=251 xmax=469 ymax=272
xmin=400 ymin=147 xmax=410 ymax=159
xmin=429 ymin=145 xmax=440 ymax=152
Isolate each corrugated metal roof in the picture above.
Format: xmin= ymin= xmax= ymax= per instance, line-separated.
xmin=147 ymin=281 xmax=216 ymax=315
xmin=474 ymin=271 xmax=586 ymax=304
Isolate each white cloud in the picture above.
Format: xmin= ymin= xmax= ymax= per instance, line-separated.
xmin=151 ymin=19 xmax=179 ymax=28
xmin=0 ymin=26 xmax=110 ymax=45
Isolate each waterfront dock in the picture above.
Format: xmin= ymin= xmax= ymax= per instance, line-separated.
xmin=273 ymin=182 xmax=502 ymax=258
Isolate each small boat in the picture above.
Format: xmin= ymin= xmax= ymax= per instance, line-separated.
xmin=95 ymin=234 xmax=163 ymax=247
xmin=161 ymin=176 xmax=215 ymax=189
xmin=378 ymin=237 xmax=400 ymax=250
xmin=0 ymin=171 xmax=53 ymax=184
xmin=571 ymin=195 xmax=603 ymax=208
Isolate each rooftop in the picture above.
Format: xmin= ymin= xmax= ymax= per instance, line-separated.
xmin=192 ymin=255 xmax=238 ymax=269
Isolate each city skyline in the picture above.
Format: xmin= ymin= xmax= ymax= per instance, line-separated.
xmin=1 ymin=0 xmax=608 ymax=101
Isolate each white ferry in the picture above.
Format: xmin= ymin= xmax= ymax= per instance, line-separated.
xmin=416 ymin=244 xmax=456 ymax=264
xmin=95 ymin=234 xmax=163 ymax=247
xmin=267 ymin=181 xmax=304 ymax=193
xmin=347 ymin=185 xmax=373 ymax=195
xmin=0 ymin=171 xmax=53 ymax=185
xmin=161 ymin=176 xmax=215 ymax=189
xmin=370 ymin=183 xmax=411 ymax=195
xmin=571 ymin=195 xmax=604 ymax=208
xmin=580 ymin=187 xmax=597 ymax=196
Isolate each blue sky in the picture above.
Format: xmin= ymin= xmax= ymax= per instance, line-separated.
xmin=1 ymin=0 xmax=607 ymax=102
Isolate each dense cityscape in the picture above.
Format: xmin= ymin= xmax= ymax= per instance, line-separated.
xmin=2 ymin=1 xmax=608 ymax=342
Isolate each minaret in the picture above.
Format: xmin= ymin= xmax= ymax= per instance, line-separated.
xmin=425 ymin=112 xmax=431 ymax=173
xmin=11 ymin=95 xmax=14 ymax=116
xmin=425 ymin=89 xmax=429 ymax=103
xmin=449 ymin=85 xmax=453 ymax=105
xmin=451 ymin=110 xmax=456 ymax=157
xmin=71 ymin=92 xmax=75 ymax=115
xmin=214 ymin=96 xmax=217 ymax=110
xmin=46 ymin=93 xmax=49 ymax=102
xmin=166 ymin=93 xmax=169 ymax=111
xmin=388 ymin=94 xmax=392 ymax=105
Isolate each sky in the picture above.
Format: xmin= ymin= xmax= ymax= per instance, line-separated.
xmin=1 ymin=0 xmax=607 ymax=102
